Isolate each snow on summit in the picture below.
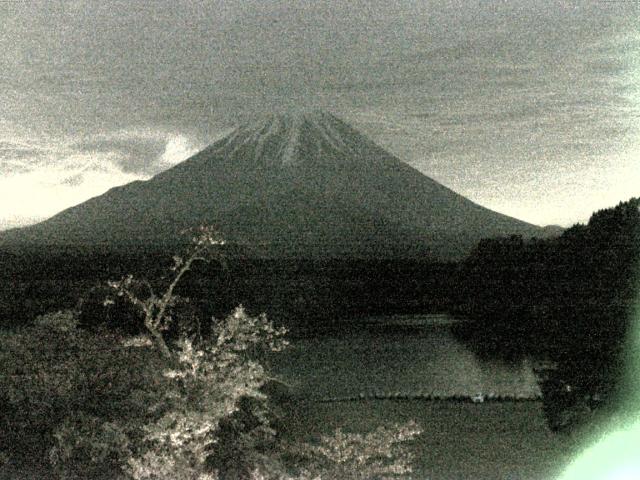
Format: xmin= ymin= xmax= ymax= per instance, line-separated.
xmin=219 ymin=110 xmax=351 ymax=167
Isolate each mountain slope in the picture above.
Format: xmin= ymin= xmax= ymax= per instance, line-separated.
xmin=0 ymin=110 xmax=548 ymax=260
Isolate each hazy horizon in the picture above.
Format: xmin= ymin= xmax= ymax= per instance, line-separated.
xmin=1 ymin=1 xmax=639 ymax=230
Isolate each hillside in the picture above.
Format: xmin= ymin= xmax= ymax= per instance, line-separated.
xmin=0 ymin=110 xmax=548 ymax=260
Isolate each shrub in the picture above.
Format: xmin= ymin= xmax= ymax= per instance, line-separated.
xmin=33 ymin=309 xmax=79 ymax=331
xmin=0 ymin=310 xmax=168 ymax=475
xmin=108 ymin=226 xmax=226 ymax=358
xmin=49 ymin=413 xmax=132 ymax=480
xmin=287 ymin=422 xmax=422 ymax=480
xmin=126 ymin=306 xmax=288 ymax=480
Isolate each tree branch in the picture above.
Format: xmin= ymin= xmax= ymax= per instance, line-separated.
xmin=107 ymin=226 xmax=225 ymax=360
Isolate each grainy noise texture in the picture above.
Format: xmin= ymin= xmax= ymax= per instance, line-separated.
xmin=0 ymin=0 xmax=638 ymax=228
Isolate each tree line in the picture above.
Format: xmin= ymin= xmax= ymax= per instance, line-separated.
xmin=450 ymin=197 xmax=640 ymax=430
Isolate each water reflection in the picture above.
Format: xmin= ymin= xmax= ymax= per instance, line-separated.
xmin=272 ymin=315 xmax=542 ymax=399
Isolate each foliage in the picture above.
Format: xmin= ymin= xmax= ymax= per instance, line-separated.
xmin=49 ymin=412 xmax=132 ymax=480
xmin=0 ymin=310 xmax=168 ymax=476
xmin=126 ymin=306 xmax=288 ymax=480
xmin=2 ymin=226 xmax=424 ymax=479
xmin=288 ymin=421 xmax=422 ymax=480
xmin=96 ymin=227 xmax=291 ymax=479
xmin=452 ymin=197 xmax=640 ymax=430
xmin=34 ymin=309 xmax=79 ymax=331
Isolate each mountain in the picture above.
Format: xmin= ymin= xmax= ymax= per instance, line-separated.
xmin=0 ymin=110 xmax=551 ymax=260
xmin=540 ymin=225 xmax=567 ymax=237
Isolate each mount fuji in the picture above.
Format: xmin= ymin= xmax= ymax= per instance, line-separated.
xmin=0 ymin=110 xmax=547 ymax=260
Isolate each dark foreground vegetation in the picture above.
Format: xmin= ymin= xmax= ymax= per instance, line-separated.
xmin=0 ymin=248 xmax=454 ymax=334
xmin=451 ymin=197 xmax=640 ymax=431
xmin=1 ymin=198 xmax=638 ymax=477
xmin=1 ymin=228 xmax=422 ymax=479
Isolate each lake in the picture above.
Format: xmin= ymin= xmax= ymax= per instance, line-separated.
xmin=271 ymin=314 xmax=578 ymax=479
xmin=269 ymin=314 xmax=542 ymax=400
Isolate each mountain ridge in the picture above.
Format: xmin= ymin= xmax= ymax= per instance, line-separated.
xmin=0 ymin=109 xmax=552 ymax=260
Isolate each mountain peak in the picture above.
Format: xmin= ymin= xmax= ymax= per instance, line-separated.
xmin=221 ymin=109 xmax=349 ymax=167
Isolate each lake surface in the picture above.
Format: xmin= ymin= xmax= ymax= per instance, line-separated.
xmin=270 ymin=314 xmax=541 ymax=400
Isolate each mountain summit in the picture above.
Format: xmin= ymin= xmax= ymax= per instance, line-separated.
xmin=1 ymin=110 xmax=546 ymax=260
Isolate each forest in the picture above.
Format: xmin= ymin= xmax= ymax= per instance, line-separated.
xmin=451 ymin=197 xmax=640 ymax=429
xmin=0 ymin=247 xmax=454 ymax=334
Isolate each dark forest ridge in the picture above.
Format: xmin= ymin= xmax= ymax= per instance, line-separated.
xmin=0 ymin=110 xmax=554 ymax=260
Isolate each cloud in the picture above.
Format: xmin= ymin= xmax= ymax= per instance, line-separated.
xmin=0 ymin=152 xmax=143 ymax=229
xmin=159 ymin=135 xmax=200 ymax=167
xmin=75 ymin=130 xmax=203 ymax=174
xmin=75 ymin=136 xmax=166 ymax=174
xmin=0 ymin=141 xmax=46 ymax=162
xmin=0 ymin=128 xmax=211 ymax=229
xmin=2 ymin=1 xmax=637 ymax=230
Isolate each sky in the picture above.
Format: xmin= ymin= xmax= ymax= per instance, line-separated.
xmin=0 ymin=0 xmax=639 ymax=229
